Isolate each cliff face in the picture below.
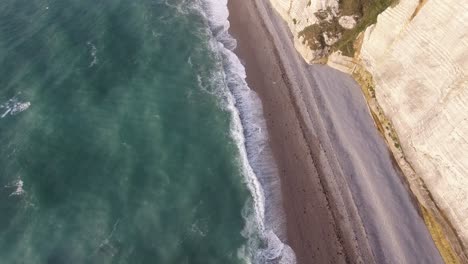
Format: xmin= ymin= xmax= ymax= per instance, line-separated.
xmin=268 ymin=0 xmax=468 ymax=261
xmin=360 ymin=0 xmax=468 ymax=257
xmin=270 ymin=0 xmax=396 ymax=61
xmin=269 ymin=0 xmax=340 ymax=61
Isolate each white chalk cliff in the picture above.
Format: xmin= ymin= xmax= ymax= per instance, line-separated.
xmin=360 ymin=0 xmax=468 ymax=256
xmin=270 ymin=0 xmax=342 ymax=61
xmin=269 ymin=0 xmax=468 ymax=261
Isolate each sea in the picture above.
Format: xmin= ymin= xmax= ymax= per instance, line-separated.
xmin=0 ymin=0 xmax=295 ymax=263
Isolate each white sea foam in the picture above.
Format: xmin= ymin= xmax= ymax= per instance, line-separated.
xmin=1 ymin=95 xmax=30 ymax=118
xmin=87 ymin=41 xmax=98 ymax=67
xmin=5 ymin=177 xmax=25 ymax=197
xmin=163 ymin=0 xmax=191 ymax=15
xmin=191 ymin=1 xmax=296 ymax=263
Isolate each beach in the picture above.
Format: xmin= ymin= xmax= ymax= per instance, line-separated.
xmin=227 ymin=0 xmax=444 ymax=263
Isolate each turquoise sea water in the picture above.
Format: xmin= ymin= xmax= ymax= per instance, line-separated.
xmin=0 ymin=0 xmax=295 ymax=263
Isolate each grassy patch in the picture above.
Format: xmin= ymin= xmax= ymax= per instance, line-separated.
xmin=299 ymin=0 xmax=398 ymax=57
xmin=335 ymin=0 xmax=397 ymax=55
xmin=299 ymin=18 xmax=341 ymax=50
xmin=421 ymin=205 xmax=460 ymax=264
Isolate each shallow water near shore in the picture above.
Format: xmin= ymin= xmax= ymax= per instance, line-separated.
xmin=0 ymin=0 xmax=292 ymax=263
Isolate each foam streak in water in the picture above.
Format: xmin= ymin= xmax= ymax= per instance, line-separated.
xmin=87 ymin=41 xmax=98 ymax=67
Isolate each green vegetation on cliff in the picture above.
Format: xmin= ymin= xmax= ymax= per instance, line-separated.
xmin=299 ymin=0 xmax=397 ymax=56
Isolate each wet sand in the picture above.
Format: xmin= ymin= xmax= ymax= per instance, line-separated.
xmin=227 ymin=0 xmax=444 ymax=263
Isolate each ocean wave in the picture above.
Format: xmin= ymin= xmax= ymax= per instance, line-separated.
xmin=191 ymin=1 xmax=296 ymax=263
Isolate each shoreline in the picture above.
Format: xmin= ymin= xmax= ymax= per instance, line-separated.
xmin=227 ymin=1 xmax=359 ymax=262
xmin=227 ymin=0 xmax=444 ymax=263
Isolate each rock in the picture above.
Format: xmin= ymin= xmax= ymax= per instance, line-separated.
xmin=338 ymin=16 xmax=356 ymax=29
